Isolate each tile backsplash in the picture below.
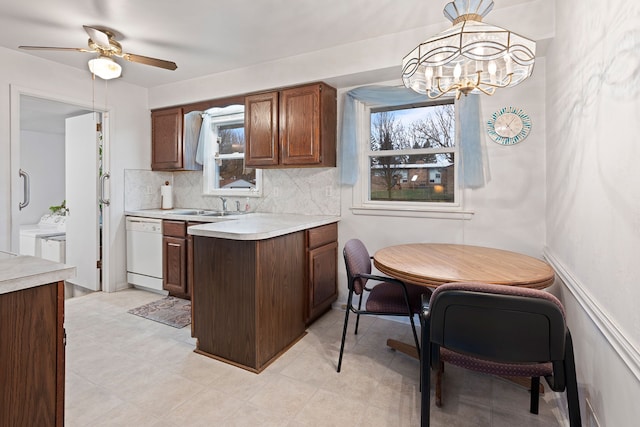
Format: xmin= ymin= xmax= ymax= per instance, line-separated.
xmin=124 ymin=168 xmax=340 ymax=216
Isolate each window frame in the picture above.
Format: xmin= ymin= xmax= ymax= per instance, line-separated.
xmin=350 ymin=98 xmax=471 ymax=219
xmin=202 ymin=109 xmax=263 ymax=197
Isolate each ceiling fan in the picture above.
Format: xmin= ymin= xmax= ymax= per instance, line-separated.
xmin=19 ymin=25 xmax=177 ymax=80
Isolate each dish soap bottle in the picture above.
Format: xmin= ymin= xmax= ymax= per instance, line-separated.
xmin=244 ymin=197 xmax=250 ymax=213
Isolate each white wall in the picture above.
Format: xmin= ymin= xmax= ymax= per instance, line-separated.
xmin=19 ymin=130 xmax=65 ymax=225
xmin=0 ymin=46 xmax=149 ymax=291
xmin=545 ymin=0 xmax=640 ymax=425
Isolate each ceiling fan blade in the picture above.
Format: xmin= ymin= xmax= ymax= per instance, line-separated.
xmin=83 ymin=25 xmax=111 ymax=48
xmin=121 ymin=52 xmax=177 ymax=70
xmin=19 ymin=46 xmax=94 ymax=53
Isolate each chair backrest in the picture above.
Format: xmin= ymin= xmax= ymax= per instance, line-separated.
xmin=428 ymin=282 xmax=567 ymax=364
xmin=343 ymin=239 xmax=372 ymax=295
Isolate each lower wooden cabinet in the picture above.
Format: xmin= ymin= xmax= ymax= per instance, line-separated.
xmin=187 ymin=221 xmax=202 ymax=335
xmin=193 ymin=232 xmax=306 ymax=372
xmin=0 ymin=281 xmax=65 ymax=426
xmin=305 ymin=223 xmax=338 ymax=325
xmin=162 ymin=220 xmax=189 ymax=299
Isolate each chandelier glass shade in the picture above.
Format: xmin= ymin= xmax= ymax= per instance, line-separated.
xmin=402 ymin=0 xmax=536 ymax=99
xmin=88 ymin=55 xmax=122 ymax=80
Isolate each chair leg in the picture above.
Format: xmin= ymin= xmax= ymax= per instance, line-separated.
xmin=354 ymin=294 xmax=363 ymax=335
xmin=336 ymin=297 xmax=353 ymax=373
xmin=530 ymin=377 xmax=540 ymax=414
xmin=420 ymin=321 xmax=431 ymax=427
xmin=564 ymin=332 xmax=583 ymax=427
xmin=435 ymin=361 xmax=444 ymax=407
xmin=409 ymin=313 xmax=421 ymax=357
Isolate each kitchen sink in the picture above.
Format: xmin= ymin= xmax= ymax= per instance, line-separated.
xmin=169 ymin=209 xmax=202 ymax=215
xmin=170 ymin=209 xmax=245 ymax=217
xmin=202 ymin=211 xmax=247 ymax=217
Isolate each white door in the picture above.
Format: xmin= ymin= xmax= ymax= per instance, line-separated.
xmin=65 ymin=112 xmax=101 ymax=291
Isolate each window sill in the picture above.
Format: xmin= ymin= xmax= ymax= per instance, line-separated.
xmin=350 ymin=204 xmax=474 ymax=220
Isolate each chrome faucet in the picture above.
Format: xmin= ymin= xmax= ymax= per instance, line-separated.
xmin=236 ymin=200 xmax=241 ymax=212
xmin=219 ymin=197 xmax=228 ymax=212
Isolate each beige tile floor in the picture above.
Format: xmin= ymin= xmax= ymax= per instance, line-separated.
xmin=64 ymin=289 xmax=566 ymax=426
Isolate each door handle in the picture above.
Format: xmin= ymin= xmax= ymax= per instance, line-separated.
xmin=19 ymin=168 xmax=30 ymax=210
xmin=99 ymin=172 xmax=110 ymax=206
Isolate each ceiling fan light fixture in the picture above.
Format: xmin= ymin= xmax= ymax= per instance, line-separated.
xmin=88 ymin=56 xmax=122 ymax=80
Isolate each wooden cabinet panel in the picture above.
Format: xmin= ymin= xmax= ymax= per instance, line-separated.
xmin=151 ymin=107 xmax=202 ymax=171
xmin=187 ymin=221 xmax=203 ymax=335
xmin=308 ymin=241 xmax=338 ymax=323
xmin=162 ymin=220 xmax=193 ymax=300
xmin=1 ymin=281 xmax=64 ymax=426
xmin=245 ymin=82 xmax=336 ymax=168
xmin=193 ymin=232 xmax=305 ymax=372
xmin=163 ymin=220 xmax=187 ymax=238
xmin=151 ymin=107 xmax=183 ymax=170
xmin=163 ymin=235 xmax=187 ymax=297
xmin=308 ymin=222 xmax=338 ymax=249
xmin=280 ymin=85 xmax=320 ymax=165
xmin=245 ymin=92 xmax=279 ymax=167
xmin=305 ymin=223 xmax=338 ymax=325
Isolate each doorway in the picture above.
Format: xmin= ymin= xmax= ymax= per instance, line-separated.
xmin=10 ymin=86 xmax=111 ymax=295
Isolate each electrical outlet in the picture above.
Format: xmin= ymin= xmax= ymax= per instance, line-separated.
xmin=585 ymin=398 xmax=601 ymax=427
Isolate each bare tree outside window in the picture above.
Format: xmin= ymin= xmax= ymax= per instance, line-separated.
xmin=369 ymin=102 xmax=455 ymax=203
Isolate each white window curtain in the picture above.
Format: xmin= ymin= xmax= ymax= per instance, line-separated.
xmin=340 ymin=85 xmax=490 ymax=188
xmin=196 ymin=104 xmax=245 ymax=165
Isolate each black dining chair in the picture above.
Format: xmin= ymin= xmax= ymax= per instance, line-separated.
xmin=337 ymin=238 xmax=427 ymax=372
xmin=420 ymin=282 xmax=582 ymax=427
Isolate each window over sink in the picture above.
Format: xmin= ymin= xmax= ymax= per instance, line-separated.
xmin=199 ymin=105 xmax=262 ymax=197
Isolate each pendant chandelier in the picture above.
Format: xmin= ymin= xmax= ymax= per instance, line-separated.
xmin=402 ymin=0 xmax=536 ymax=99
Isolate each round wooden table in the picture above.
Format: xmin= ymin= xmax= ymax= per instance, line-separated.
xmin=373 ymin=243 xmax=555 ymax=290
xmin=373 ymin=243 xmax=555 ymax=385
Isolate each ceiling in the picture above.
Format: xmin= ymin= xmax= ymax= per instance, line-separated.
xmin=0 ymin=0 xmax=532 ymax=89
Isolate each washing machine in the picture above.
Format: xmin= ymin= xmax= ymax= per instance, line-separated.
xmin=41 ymin=235 xmax=66 ymax=263
xmin=19 ymin=214 xmax=67 ymax=257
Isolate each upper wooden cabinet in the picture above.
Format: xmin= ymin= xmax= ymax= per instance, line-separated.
xmin=244 ymin=92 xmax=279 ymax=167
xmin=151 ymin=107 xmax=202 ymax=171
xmin=151 ymin=83 xmax=336 ymax=170
xmin=245 ymin=82 xmax=336 ymax=168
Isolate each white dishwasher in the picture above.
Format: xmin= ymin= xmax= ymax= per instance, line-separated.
xmin=126 ymin=217 xmax=165 ymax=293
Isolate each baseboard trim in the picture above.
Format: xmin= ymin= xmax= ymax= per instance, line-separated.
xmin=544 ymin=248 xmax=640 ymax=381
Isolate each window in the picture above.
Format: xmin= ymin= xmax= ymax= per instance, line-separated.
xmin=201 ymin=106 xmax=262 ymax=196
xmin=353 ymin=99 xmax=462 ymax=217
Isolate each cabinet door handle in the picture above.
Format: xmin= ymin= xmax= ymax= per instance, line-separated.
xmin=19 ymin=169 xmax=30 ymax=210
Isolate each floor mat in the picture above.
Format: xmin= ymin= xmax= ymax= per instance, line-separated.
xmin=127 ymin=296 xmax=191 ymax=328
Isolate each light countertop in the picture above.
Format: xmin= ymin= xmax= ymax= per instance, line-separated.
xmin=125 ymin=209 xmax=340 ymax=240
xmin=0 ymin=251 xmax=76 ymax=295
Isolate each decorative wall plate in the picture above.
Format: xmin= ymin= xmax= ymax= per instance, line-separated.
xmin=486 ymin=107 xmax=532 ymax=145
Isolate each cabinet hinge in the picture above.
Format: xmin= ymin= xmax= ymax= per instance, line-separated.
xmin=96 ymin=123 xmax=102 ymax=132
xmin=97 ymin=260 xmax=102 ymax=269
